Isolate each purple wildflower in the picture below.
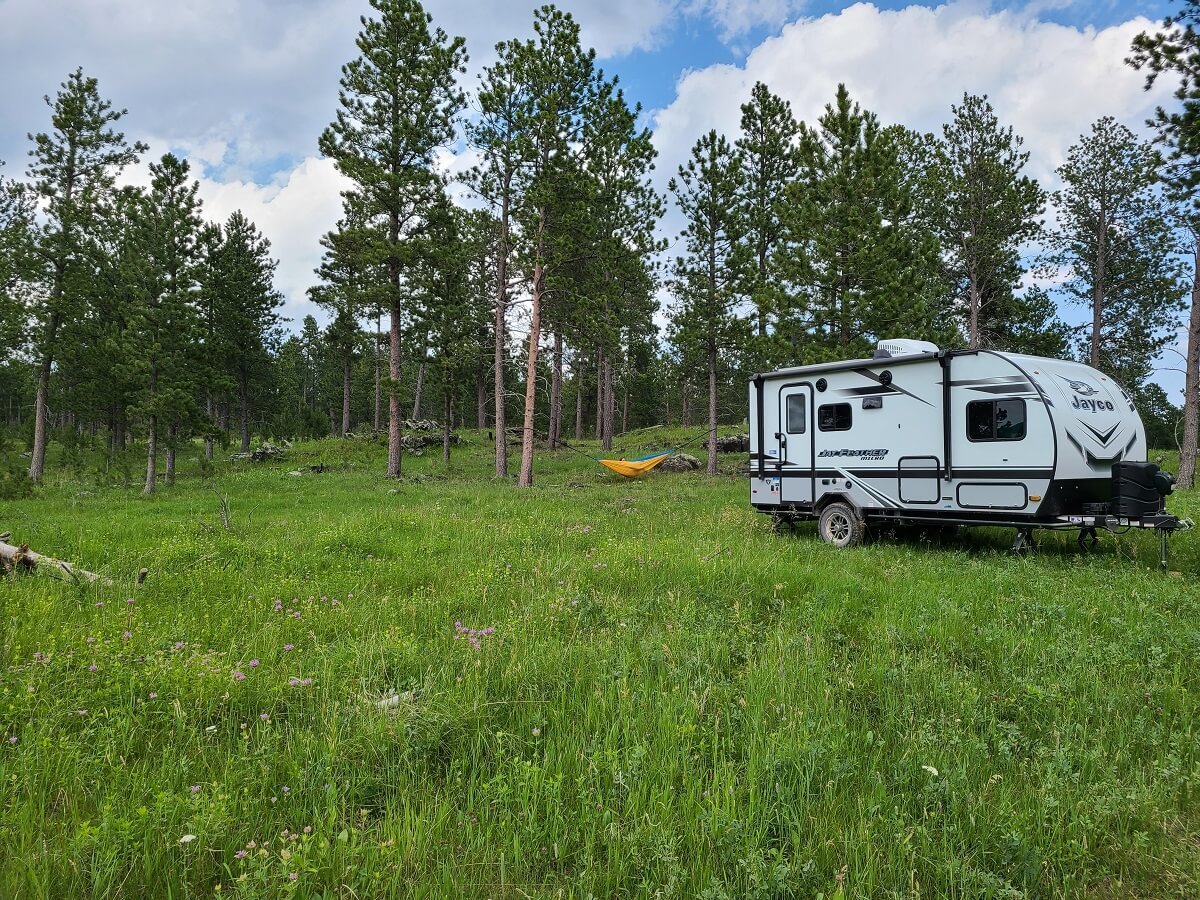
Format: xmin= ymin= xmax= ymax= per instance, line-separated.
xmin=7 ymin=736 xmax=16 ymax=745
xmin=235 ymin=849 xmax=248 ymax=859
xmin=174 ymin=641 xmax=185 ymax=650
xmin=89 ymin=664 xmax=98 ymax=672
xmin=233 ymin=671 xmax=246 ymax=682
xmin=126 ymin=598 xmax=135 ymax=605
xmin=283 ymin=644 xmax=294 ymax=652
xmin=149 ymin=692 xmax=158 ymax=699
xmin=190 ymin=785 xmax=201 ymax=793
xmin=259 ymin=712 xmax=269 ymax=721
xmin=122 ymin=630 xmax=132 ymax=640
xmin=95 ymin=601 xmax=104 ymax=608
xmin=248 ymin=659 xmax=260 ymax=668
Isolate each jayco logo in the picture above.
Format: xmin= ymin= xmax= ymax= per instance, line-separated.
xmin=1065 ymin=378 xmax=1099 ymax=397
xmin=1071 ymin=395 xmax=1115 ymax=413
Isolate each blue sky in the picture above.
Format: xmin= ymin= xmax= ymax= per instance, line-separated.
xmin=0 ymin=0 xmax=1190 ymax=396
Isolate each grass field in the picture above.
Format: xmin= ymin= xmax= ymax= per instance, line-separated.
xmin=2 ymin=431 xmax=1199 ymax=898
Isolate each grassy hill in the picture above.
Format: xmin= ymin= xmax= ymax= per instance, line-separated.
xmin=1 ymin=432 xmax=1198 ymax=897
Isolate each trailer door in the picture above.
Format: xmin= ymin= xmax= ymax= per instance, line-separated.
xmin=779 ymin=385 xmax=814 ymax=504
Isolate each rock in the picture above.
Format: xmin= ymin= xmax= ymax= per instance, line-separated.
xmin=659 ymin=453 xmax=701 ymax=472
xmin=703 ymin=434 xmax=750 ymax=453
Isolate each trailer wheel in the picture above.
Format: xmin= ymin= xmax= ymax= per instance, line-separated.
xmin=818 ymin=503 xmax=865 ymax=548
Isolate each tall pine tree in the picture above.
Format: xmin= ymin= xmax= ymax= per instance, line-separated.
xmin=1044 ymin=118 xmax=1183 ymax=396
xmin=926 ymin=94 xmax=1055 ymax=352
xmin=669 ymin=130 xmax=744 ymax=476
xmin=1129 ymin=6 xmax=1200 ymax=480
xmin=24 ymin=68 xmax=144 ymax=481
xmin=777 ymin=85 xmax=949 ymax=360
xmin=319 ymin=0 xmax=466 ymax=478
xmin=733 ymin=82 xmax=799 ymax=367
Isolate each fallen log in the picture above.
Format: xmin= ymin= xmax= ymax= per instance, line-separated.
xmin=0 ymin=541 xmax=112 ymax=586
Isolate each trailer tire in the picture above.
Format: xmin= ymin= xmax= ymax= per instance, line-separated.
xmin=818 ymin=502 xmax=865 ymax=548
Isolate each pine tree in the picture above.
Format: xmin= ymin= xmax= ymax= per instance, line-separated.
xmin=468 ymin=36 xmax=535 ymax=477
xmin=1129 ymin=6 xmax=1200 ymax=481
xmin=123 ymin=154 xmax=204 ymax=493
xmin=777 ymin=85 xmax=949 ymax=360
xmin=476 ymin=6 xmax=603 ymax=487
xmin=1044 ymin=118 xmax=1184 ymax=395
xmin=926 ymin=94 xmax=1049 ymax=350
xmin=733 ymin=82 xmax=800 ymax=366
xmin=209 ymin=212 xmax=283 ymax=452
xmin=573 ymin=83 xmax=663 ymax=451
xmin=669 ymin=130 xmax=744 ymax=476
xmin=319 ymin=0 xmax=466 ymax=478
xmin=24 ymin=68 xmax=145 ymax=481
xmin=310 ymin=209 xmax=382 ymax=437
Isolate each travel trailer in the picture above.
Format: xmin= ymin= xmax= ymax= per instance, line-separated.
xmin=748 ymin=340 xmax=1189 ymax=562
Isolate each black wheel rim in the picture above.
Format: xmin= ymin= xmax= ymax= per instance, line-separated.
xmin=826 ymin=511 xmax=851 ymax=544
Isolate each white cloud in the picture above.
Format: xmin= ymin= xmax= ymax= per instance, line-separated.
xmin=195 ymin=156 xmax=347 ymax=327
xmin=652 ymin=2 xmax=1173 ymax=192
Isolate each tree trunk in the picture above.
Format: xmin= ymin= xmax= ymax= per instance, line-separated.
xmin=575 ymin=375 xmax=583 ymax=442
xmin=204 ymin=393 xmax=214 ymax=460
xmin=476 ymin=377 xmax=487 ymax=430
xmin=387 ymin=302 xmax=403 ymax=478
xmin=144 ymin=413 xmax=157 ymax=496
xmin=518 ymin=215 xmax=545 ymax=489
xmin=707 ymin=344 xmax=718 ymax=476
xmin=165 ymin=423 xmax=176 ymax=486
xmin=1092 ymin=211 xmax=1107 ymax=369
xmin=28 ymin=312 xmax=60 ymax=483
xmin=602 ymin=357 xmax=614 ymax=452
xmin=622 ymin=384 xmax=629 ymax=435
xmin=595 ymin=352 xmax=603 ymax=439
xmin=968 ymin=268 xmax=981 ymax=350
xmin=494 ymin=184 xmax=511 ymax=478
xmin=1179 ymin=232 xmax=1200 ymax=489
xmin=342 ymin=355 xmax=352 ymax=437
xmin=548 ymin=331 xmax=563 ymax=449
xmin=374 ymin=314 xmax=382 ymax=433
xmin=238 ymin=371 xmax=250 ymax=452
xmin=443 ymin=393 xmax=452 ymax=464
xmin=411 ymin=359 xmax=426 ymax=420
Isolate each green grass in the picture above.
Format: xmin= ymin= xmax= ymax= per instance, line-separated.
xmin=2 ymin=432 xmax=1199 ymax=898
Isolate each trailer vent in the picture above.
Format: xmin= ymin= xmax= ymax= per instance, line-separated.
xmin=875 ymin=339 xmax=940 ymax=358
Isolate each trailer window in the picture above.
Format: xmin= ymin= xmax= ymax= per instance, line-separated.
xmin=786 ymin=395 xmax=806 ymax=433
xmin=967 ymin=399 xmax=1026 ymax=441
xmin=818 ymin=403 xmax=852 ymax=432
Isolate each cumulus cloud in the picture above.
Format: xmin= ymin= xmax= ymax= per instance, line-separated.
xmin=652 ymin=2 xmax=1173 ymax=191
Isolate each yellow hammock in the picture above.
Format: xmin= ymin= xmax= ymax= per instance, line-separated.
xmin=595 ymin=451 xmax=673 ymax=479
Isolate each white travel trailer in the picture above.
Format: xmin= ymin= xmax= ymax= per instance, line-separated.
xmin=749 ymin=339 xmax=1187 ymax=560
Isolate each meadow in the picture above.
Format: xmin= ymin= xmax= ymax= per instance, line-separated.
xmin=1 ymin=431 xmax=1199 ymax=898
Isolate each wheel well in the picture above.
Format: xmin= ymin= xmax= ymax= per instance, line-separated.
xmin=816 ymin=493 xmax=857 ymax=514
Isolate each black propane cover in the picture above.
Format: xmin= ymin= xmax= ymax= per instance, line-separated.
xmin=1111 ymin=461 xmax=1173 ymax=518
